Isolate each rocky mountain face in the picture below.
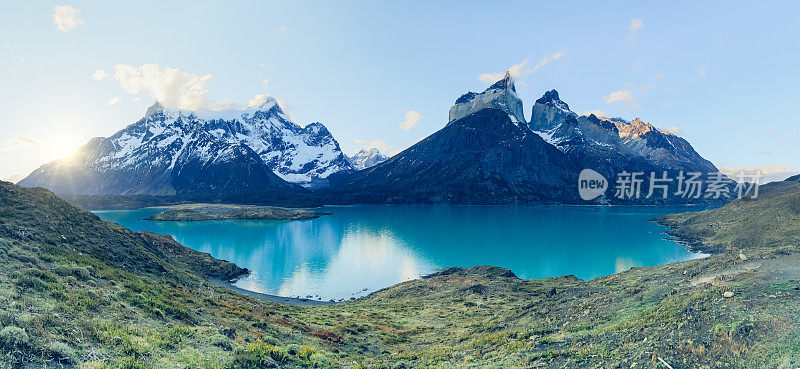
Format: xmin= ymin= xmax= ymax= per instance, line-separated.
xmin=528 ymin=90 xmax=717 ymax=178
xmin=326 ymin=108 xmax=579 ymax=204
xmin=348 ymin=148 xmax=389 ymax=170
xmin=20 ymin=72 xmax=722 ymax=205
xmin=19 ymin=99 xmax=352 ymax=195
xmin=448 ymin=71 xmax=526 ymax=124
xmin=327 ymin=74 xmax=723 ymax=205
xmin=529 ymin=89 xmax=576 ymax=132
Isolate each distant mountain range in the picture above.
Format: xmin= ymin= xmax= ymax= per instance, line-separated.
xmin=20 ymin=73 xmax=724 ymax=205
xmin=348 ymin=148 xmax=388 ymax=170
xmin=19 ymin=98 xmax=351 ymax=195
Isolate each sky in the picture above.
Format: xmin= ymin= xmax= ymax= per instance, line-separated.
xmin=1 ymin=1 xmax=799 ymax=182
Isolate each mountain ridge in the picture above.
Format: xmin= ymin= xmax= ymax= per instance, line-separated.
xmin=19 ymin=98 xmax=351 ymax=195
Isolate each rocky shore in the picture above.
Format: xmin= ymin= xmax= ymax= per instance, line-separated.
xmin=144 ymin=203 xmax=329 ymax=221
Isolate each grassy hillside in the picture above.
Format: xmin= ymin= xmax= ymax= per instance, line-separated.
xmin=2 ymin=180 xmax=800 ymax=368
xmin=656 ymin=180 xmax=800 ymax=256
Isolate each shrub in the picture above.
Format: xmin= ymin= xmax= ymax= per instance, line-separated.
xmin=229 ymin=340 xmax=290 ymax=368
xmin=16 ymin=275 xmax=49 ymax=292
xmin=296 ymin=344 xmax=315 ymax=361
xmin=53 ymin=264 xmax=73 ymax=276
xmin=248 ymin=341 xmax=289 ymax=362
xmin=211 ymin=333 xmax=233 ymax=351
xmin=160 ymin=326 xmax=192 ymax=349
xmin=24 ymin=268 xmax=58 ymax=283
xmin=48 ymin=341 xmax=74 ymax=363
xmin=0 ymin=326 xmax=29 ymax=350
xmin=10 ymin=249 xmax=38 ymax=264
xmin=119 ymin=356 xmax=150 ymax=369
xmin=53 ymin=264 xmax=92 ymax=280
xmin=73 ymin=267 xmax=92 ymax=280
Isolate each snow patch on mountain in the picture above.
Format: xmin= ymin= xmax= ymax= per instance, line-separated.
xmin=19 ymin=98 xmax=352 ymax=194
xmin=348 ymin=148 xmax=389 ymax=170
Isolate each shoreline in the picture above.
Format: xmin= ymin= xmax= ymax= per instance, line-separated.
xmin=210 ymin=217 xmax=709 ymax=307
xmin=208 ymin=278 xmax=339 ymax=306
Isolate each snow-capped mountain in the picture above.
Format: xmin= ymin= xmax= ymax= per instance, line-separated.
xmin=448 ymin=71 xmax=526 ymax=124
xmin=348 ymin=148 xmax=388 ymax=170
xmin=19 ymin=98 xmax=352 ymax=195
xmin=528 ymin=90 xmax=717 ymax=174
xmin=327 ymin=108 xmax=579 ymax=204
xmin=326 ymin=73 xmax=723 ymax=205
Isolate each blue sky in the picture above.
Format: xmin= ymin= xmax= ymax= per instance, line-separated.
xmin=1 ymin=1 xmax=799 ymax=181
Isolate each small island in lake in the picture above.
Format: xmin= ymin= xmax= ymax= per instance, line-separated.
xmin=145 ymin=203 xmax=330 ymax=221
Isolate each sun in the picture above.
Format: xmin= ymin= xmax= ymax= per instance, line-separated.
xmin=41 ymin=131 xmax=86 ymax=161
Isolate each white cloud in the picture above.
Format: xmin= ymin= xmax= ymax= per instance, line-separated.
xmin=355 ymin=139 xmax=394 ymax=154
xmin=603 ymin=89 xmax=639 ymax=110
xmin=113 ymin=64 xmax=213 ymax=110
xmin=109 ymin=63 xmax=293 ymax=117
xmin=697 ymin=66 xmax=707 ymax=78
xmin=398 ymin=110 xmax=421 ymax=131
xmin=662 ymin=126 xmax=683 ymax=135
xmin=53 ymin=5 xmax=84 ymax=33
xmin=0 ymin=135 xmax=40 ymax=152
xmin=19 ymin=56 xmax=25 ymax=63
xmin=627 ymin=18 xmax=644 ymax=41
xmin=91 ymin=69 xmax=107 ymax=81
xmin=246 ymin=94 xmax=270 ymax=108
xmin=2 ymin=174 xmax=25 ymax=184
xmin=278 ymin=26 xmax=286 ymax=36
xmin=262 ymin=78 xmax=269 ymax=89
xmin=532 ymin=51 xmax=565 ymax=71
xmin=245 ymin=93 xmax=292 ymax=118
xmin=3 ymin=43 xmax=13 ymax=52
xmin=479 ymin=61 xmax=528 ymax=83
xmin=107 ymin=96 xmax=120 ymax=106
xmin=478 ymin=51 xmax=565 ymax=83
xmin=581 ymin=110 xmax=607 ymax=117
xmin=719 ymin=165 xmax=799 ymax=183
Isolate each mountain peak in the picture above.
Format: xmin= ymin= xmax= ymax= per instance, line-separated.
xmin=535 ymin=89 xmax=560 ymax=104
xmin=252 ymin=96 xmax=279 ymax=111
xmin=448 ymin=72 xmax=525 ymax=124
xmin=145 ymin=101 xmax=165 ymax=117
xmin=528 ymin=89 xmax=575 ymax=132
xmin=349 ymin=147 xmax=388 ymax=170
xmin=487 ymin=71 xmax=516 ymax=93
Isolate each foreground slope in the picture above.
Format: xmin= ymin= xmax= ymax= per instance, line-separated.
xmin=3 ymin=180 xmax=800 ymax=368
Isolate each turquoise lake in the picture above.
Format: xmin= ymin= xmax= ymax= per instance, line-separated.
xmin=94 ymin=205 xmax=708 ymax=301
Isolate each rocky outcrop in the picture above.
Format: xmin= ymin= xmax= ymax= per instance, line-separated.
xmin=529 ymin=89 xmax=576 ymax=132
xmin=448 ymin=71 xmax=526 ymax=124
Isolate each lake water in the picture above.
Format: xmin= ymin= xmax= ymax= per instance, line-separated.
xmin=94 ymin=205 xmax=707 ymax=301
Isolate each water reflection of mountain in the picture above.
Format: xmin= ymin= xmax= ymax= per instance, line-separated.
xmin=94 ymin=205 xmax=706 ymax=300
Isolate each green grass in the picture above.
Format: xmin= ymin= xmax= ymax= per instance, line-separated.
xmin=3 ymin=180 xmax=800 ymax=367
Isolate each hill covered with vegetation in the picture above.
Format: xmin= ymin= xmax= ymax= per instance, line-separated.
xmin=2 ymin=180 xmax=800 ymax=368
